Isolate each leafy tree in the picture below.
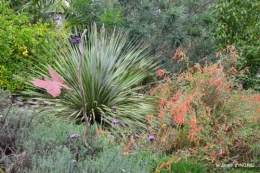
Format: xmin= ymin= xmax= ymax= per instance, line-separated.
xmin=18 ymin=0 xmax=70 ymax=24
xmin=180 ymin=0 xmax=216 ymax=61
xmin=20 ymin=0 xmax=216 ymax=73
xmin=118 ymin=0 xmax=216 ymax=72
xmin=66 ymin=0 xmax=125 ymax=29
xmin=19 ymin=0 xmax=125 ymax=29
xmin=213 ymin=0 xmax=260 ymax=89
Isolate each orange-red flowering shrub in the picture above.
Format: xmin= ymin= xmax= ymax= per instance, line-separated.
xmin=112 ymin=46 xmax=259 ymax=172
xmin=156 ymin=69 xmax=165 ymax=78
xmin=143 ymin=46 xmax=260 ymax=170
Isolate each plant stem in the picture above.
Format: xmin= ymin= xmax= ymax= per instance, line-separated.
xmin=78 ymin=29 xmax=93 ymax=150
xmin=1 ymin=96 xmax=12 ymax=124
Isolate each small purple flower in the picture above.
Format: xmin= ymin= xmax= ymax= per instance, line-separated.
xmin=134 ymin=134 xmax=140 ymax=139
xmin=148 ymin=135 xmax=155 ymax=141
xmin=112 ymin=106 xmax=117 ymax=111
xmin=70 ymin=34 xmax=81 ymax=44
xmin=111 ymin=84 xmax=115 ymax=88
xmin=72 ymin=160 xmax=77 ymax=163
xmin=70 ymin=134 xmax=80 ymax=139
xmin=112 ymin=119 xmax=119 ymax=124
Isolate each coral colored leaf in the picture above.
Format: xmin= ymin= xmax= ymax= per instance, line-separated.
xmin=159 ymin=162 xmax=166 ymax=169
xmin=245 ymin=67 xmax=250 ymax=74
xmin=231 ymin=67 xmax=237 ymax=74
xmin=33 ymin=79 xmax=62 ymax=97
xmin=49 ymin=68 xmax=63 ymax=83
xmin=33 ymin=68 xmax=73 ymax=97
xmin=216 ymin=52 xmax=220 ymax=58
xmin=204 ymin=145 xmax=209 ymax=152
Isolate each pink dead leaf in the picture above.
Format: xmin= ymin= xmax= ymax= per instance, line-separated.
xmin=33 ymin=68 xmax=73 ymax=97
xmin=216 ymin=52 xmax=220 ymax=58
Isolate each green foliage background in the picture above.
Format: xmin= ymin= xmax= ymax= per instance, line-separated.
xmin=7 ymin=0 xmax=260 ymax=90
xmin=0 ymin=2 xmax=62 ymax=92
xmin=213 ymin=0 xmax=260 ymax=89
xmin=118 ymin=0 xmax=216 ymax=72
xmin=21 ymin=0 xmax=216 ymax=73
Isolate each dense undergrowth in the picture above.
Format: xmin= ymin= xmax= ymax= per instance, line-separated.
xmin=133 ymin=46 xmax=260 ymax=172
xmin=0 ymin=89 xmax=208 ymax=173
xmin=1 ymin=46 xmax=259 ymax=173
xmin=0 ymin=89 xmax=153 ymax=172
xmin=1 ymin=1 xmax=260 ymax=172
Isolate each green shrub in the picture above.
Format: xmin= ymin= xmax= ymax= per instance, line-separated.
xmin=0 ymin=87 xmax=11 ymax=111
xmin=0 ymin=90 xmax=36 ymax=172
xmin=0 ymin=89 xmax=153 ymax=172
xmin=0 ymin=2 xmax=61 ymax=93
xmin=28 ymin=142 xmax=152 ymax=173
xmin=68 ymin=0 xmax=125 ymax=29
xmin=118 ymin=0 xmax=216 ymax=72
xmin=158 ymin=160 xmax=208 ymax=173
xmin=213 ymin=0 xmax=260 ymax=89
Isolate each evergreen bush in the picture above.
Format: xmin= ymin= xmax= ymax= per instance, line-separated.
xmin=213 ymin=0 xmax=260 ymax=89
xmin=0 ymin=89 xmax=154 ymax=172
xmin=0 ymin=2 xmax=62 ymax=92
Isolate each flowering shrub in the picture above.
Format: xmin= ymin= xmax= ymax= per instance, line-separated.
xmin=0 ymin=2 xmax=64 ymax=92
xmin=70 ymin=134 xmax=80 ymax=139
xmin=123 ymin=46 xmax=260 ymax=171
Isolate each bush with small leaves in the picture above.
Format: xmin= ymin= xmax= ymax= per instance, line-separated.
xmin=0 ymin=90 xmax=155 ymax=172
xmin=0 ymin=2 xmax=65 ymax=93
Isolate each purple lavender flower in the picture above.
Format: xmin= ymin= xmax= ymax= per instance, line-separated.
xmin=112 ymin=119 xmax=119 ymax=124
xmin=70 ymin=34 xmax=81 ymax=44
xmin=134 ymin=134 xmax=140 ymax=139
xmin=70 ymin=134 xmax=80 ymax=139
xmin=112 ymin=106 xmax=117 ymax=111
xmin=148 ymin=135 xmax=155 ymax=141
xmin=72 ymin=160 xmax=77 ymax=163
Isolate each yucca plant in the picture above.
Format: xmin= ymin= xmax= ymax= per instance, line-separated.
xmin=22 ymin=24 xmax=158 ymax=133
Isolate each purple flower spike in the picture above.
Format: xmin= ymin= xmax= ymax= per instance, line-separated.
xmin=134 ymin=134 xmax=140 ymax=139
xmin=148 ymin=135 xmax=155 ymax=141
xmin=70 ymin=34 xmax=81 ymax=44
xmin=70 ymin=134 xmax=80 ymax=139
xmin=112 ymin=106 xmax=117 ymax=111
xmin=72 ymin=160 xmax=77 ymax=163
xmin=112 ymin=119 xmax=119 ymax=124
